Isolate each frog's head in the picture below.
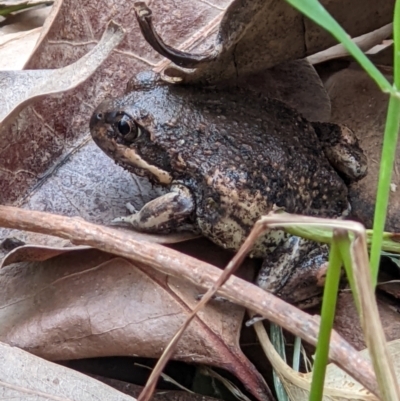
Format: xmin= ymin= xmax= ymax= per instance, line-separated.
xmin=90 ymin=98 xmax=173 ymax=185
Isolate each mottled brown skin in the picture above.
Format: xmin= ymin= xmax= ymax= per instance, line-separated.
xmin=90 ymin=71 xmax=366 ymax=303
xmin=91 ymin=74 xmax=347 ymax=236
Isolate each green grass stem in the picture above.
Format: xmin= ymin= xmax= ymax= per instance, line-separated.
xmin=309 ymin=240 xmax=342 ymax=401
xmin=369 ymin=0 xmax=400 ymax=284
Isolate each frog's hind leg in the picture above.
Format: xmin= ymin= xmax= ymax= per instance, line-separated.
xmin=311 ymin=122 xmax=367 ymax=183
xmin=257 ymin=236 xmax=331 ymax=307
xmin=112 ymin=184 xmax=196 ymax=233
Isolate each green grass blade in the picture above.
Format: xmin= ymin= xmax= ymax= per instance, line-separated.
xmin=309 ymin=240 xmax=342 ymax=401
xmin=284 ymin=224 xmax=400 ymax=254
xmin=285 ymin=0 xmax=394 ymax=95
xmin=369 ymin=97 xmax=400 ymax=283
xmin=0 ymin=3 xmax=41 ymax=16
xmin=270 ymin=324 xmax=290 ymax=401
xmin=369 ymin=0 xmax=400 ymax=284
xmin=292 ymin=336 xmax=301 ymax=372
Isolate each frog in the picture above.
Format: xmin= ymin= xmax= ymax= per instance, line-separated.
xmin=90 ymin=71 xmax=367 ymax=305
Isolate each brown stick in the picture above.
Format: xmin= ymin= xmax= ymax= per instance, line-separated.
xmin=0 ymin=206 xmax=379 ymax=397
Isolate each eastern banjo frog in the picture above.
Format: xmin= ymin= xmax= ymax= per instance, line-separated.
xmin=90 ymin=71 xmax=367 ymax=305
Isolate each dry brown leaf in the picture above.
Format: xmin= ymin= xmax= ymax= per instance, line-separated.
xmin=233 ymin=59 xmax=331 ymax=122
xmin=334 ymin=292 xmax=400 ymax=351
xmin=0 ymin=243 xmax=91 ymax=267
xmin=0 ymin=246 xmax=270 ymax=401
xmin=0 ymin=340 xmax=135 ymax=401
xmin=160 ymin=0 xmax=395 ymax=83
xmin=325 ymin=66 xmax=400 ymax=232
xmin=0 ymin=206 xmax=382 ymax=398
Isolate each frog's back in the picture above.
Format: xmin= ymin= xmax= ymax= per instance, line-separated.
xmin=123 ymin=83 xmax=347 ymax=252
xmin=143 ymin=84 xmax=348 ymax=216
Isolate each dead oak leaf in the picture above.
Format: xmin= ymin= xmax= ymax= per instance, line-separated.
xmin=0 ymin=247 xmax=269 ymax=401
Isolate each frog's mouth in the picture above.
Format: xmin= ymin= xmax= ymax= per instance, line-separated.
xmin=115 ymin=144 xmax=173 ymax=185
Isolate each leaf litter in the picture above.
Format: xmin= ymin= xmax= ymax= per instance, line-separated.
xmin=0 ymin=341 xmax=135 ymax=401
xmin=0 ymin=205 xmax=383 ymax=399
xmin=0 ymin=0 xmax=399 ymax=399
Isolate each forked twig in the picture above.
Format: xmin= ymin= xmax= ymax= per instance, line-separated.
xmin=0 ymin=206 xmax=380 ymax=398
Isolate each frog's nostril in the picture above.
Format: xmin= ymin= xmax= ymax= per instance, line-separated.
xmin=96 ymin=112 xmax=104 ymax=120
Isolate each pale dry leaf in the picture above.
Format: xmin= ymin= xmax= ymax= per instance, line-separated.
xmin=0 ymin=27 xmax=42 ymax=69
xmin=253 ymin=318 xmax=377 ymax=401
xmin=0 ymin=243 xmax=92 ymax=267
xmin=0 ymin=5 xmax=50 ymax=35
xmin=0 ymin=19 xmax=125 ymax=127
xmin=0 ymin=340 xmax=135 ymax=401
xmin=0 ymin=246 xmax=269 ymax=401
xmin=278 ymin=339 xmax=400 ymax=401
xmin=0 ymin=5 xmax=51 ymax=69
xmin=307 ymin=23 xmax=392 ymax=65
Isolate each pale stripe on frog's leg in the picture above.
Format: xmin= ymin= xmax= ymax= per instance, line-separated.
xmin=112 ymin=184 xmax=195 ymax=234
xmin=257 ymin=236 xmax=330 ymax=308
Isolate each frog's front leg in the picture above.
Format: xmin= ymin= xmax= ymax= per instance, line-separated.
xmin=257 ymin=236 xmax=330 ymax=307
xmin=113 ymin=184 xmax=195 ymax=233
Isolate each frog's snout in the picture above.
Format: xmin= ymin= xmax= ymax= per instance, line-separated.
xmin=90 ymin=103 xmax=118 ymax=131
xmin=89 ymin=109 xmax=103 ymax=130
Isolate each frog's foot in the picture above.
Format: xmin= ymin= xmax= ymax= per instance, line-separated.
xmin=112 ymin=184 xmax=195 ymax=234
xmin=257 ymin=236 xmax=332 ymax=308
xmin=125 ymin=202 xmax=138 ymax=214
xmin=112 ymin=202 xmax=138 ymax=224
xmin=312 ymin=122 xmax=368 ymax=183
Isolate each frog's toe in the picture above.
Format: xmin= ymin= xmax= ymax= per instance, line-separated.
xmin=111 ymin=216 xmax=132 ymax=225
xmin=125 ymin=202 xmax=138 ymax=214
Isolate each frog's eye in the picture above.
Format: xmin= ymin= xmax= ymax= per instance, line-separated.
xmin=118 ymin=119 xmax=131 ymax=136
xmin=116 ymin=115 xmax=141 ymax=141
